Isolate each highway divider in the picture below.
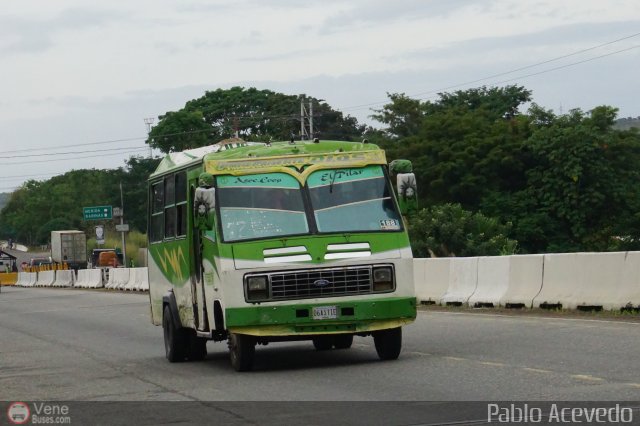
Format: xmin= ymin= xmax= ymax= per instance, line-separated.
xmin=498 ymin=254 xmax=544 ymax=308
xmin=467 ymin=256 xmax=510 ymax=308
xmin=75 ymin=269 xmax=104 ymax=288
xmin=418 ymin=252 xmax=640 ymax=311
xmin=414 ymin=257 xmax=450 ymax=305
xmin=440 ymin=257 xmax=478 ymax=306
xmin=35 ymin=270 xmax=55 ymax=287
xmin=53 ymin=270 xmax=75 ymax=288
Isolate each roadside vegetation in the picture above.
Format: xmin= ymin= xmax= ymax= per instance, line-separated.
xmin=1 ymin=86 xmax=639 ymax=256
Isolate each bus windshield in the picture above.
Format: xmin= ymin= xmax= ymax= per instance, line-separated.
xmin=308 ymin=165 xmax=402 ymax=233
xmin=217 ymin=173 xmax=309 ymax=241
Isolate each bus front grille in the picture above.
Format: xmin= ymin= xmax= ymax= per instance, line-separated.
xmin=269 ymin=266 xmax=373 ymax=300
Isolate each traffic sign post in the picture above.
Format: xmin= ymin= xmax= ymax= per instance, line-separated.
xmin=83 ymin=206 xmax=113 ymax=221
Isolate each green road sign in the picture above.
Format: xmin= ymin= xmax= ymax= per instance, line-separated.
xmin=83 ymin=206 xmax=112 ymax=220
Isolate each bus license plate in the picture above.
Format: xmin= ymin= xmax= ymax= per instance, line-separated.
xmin=312 ymin=306 xmax=337 ymax=320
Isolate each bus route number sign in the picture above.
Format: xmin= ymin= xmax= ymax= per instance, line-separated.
xmin=83 ymin=206 xmax=113 ymax=220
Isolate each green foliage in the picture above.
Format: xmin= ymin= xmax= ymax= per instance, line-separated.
xmin=87 ymin=230 xmax=147 ymax=261
xmin=0 ymin=156 xmax=159 ymax=245
xmin=409 ymin=203 xmax=517 ymax=258
xmin=36 ymin=218 xmax=73 ymax=243
xmin=376 ymin=87 xmax=640 ymax=254
xmin=148 ymin=87 xmax=365 ymax=152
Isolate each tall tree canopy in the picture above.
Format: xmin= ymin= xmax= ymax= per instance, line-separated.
xmin=147 ymin=87 xmax=365 ymax=153
xmin=0 ymin=156 xmax=159 ymax=245
xmin=374 ymin=86 xmax=640 ymax=254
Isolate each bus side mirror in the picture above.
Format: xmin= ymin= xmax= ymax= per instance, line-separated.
xmin=397 ymin=173 xmax=418 ymax=215
xmin=389 ymin=159 xmax=418 ymax=215
xmin=194 ymin=187 xmax=216 ymax=230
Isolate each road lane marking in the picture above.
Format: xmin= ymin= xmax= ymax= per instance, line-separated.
xmin=480 ymin=361 xmax=506 ymax=367
xmin=443 ymin=356 xmax=467 ymax=362
xmin=523 ymin=367 xmax=552 ymax=374
xmin=571 ymin=374 xmax=605 ymax=382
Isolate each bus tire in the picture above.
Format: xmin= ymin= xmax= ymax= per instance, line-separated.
xmin=312 ymin=336 xmax=333 ymax=351
xmin=163 ymin=305 xmax=187 ymax=362
xmin=333 ymin=334 xmax=354 ymax=349
xmin=187 ymin=333 xmax=208 ymax=361
xmin=228 ymin=333 xmax=255 ymax=371
xmin=373 ymin=327 xmax=402 ymax=360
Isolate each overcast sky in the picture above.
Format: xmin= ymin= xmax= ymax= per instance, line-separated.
xmin=1 ymin=0 xmax=639 ymax=192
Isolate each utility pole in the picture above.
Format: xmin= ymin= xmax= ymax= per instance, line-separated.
xmin=144 ymin=117 xmax=155 ymax=158
xmin=309 ymin=100 xmax=313 ymax=138
xmin=119 ymin=182 xmax=127 ymax=267
xmin=300 ymin=96 xmax=306 ymax=140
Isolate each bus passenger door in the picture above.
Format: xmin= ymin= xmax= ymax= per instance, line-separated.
xmin=192 ymin=183 xmax=215 ymax=332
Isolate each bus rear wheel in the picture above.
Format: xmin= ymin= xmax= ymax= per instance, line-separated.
xmin=228 ymin=333 xmax=255 ymax=371
xmin=373 ymin=327 xmax=402 ymax=360
xmin=333 ymin=334 xmax=354 ymax=349
xmin=312 ymin=336 xmax=333 ymax=351
xmin=163 ymin=305 xmax=187 ymax=362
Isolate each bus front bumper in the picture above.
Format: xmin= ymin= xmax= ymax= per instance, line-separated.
xmin=225 ymin=296 xmax=417 ymax=336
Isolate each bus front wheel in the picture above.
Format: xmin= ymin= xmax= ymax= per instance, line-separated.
xmin=163 ymin=305 xmax=187 ymax=362
xmin=228 ymin=333 xmax=255 ymax=371
xmin=373 ymin=327 xmax=402 ymax=360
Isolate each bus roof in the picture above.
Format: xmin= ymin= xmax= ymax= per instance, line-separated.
xmin=151 ymin=139 xmax=384 ymax=177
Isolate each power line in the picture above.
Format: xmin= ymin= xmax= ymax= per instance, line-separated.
xmin=0 ymin=145 xmax=151 ymax=159
xmin=0 ymin=173 xmax=59 ymax=181
xmin=2 ymin=31 xmax=638 ymax=159
xmin=339 ymin=32 xmax=640 ymax=112
xmin=0 ymin=148 xmax=149 ymax=166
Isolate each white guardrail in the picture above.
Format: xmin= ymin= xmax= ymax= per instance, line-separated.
xmin=414 ymin=252 xmax=640 ymax=310
xmin=13 ymin=251 xmax=640 ymax=310
xmin=15 ymin=267 xmax=149 ymax=292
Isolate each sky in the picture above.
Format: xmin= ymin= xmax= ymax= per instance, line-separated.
xmin=1 ymin=0 xmax=639 ymax=193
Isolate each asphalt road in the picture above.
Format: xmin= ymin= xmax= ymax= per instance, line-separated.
xmin=1 ymin=287 xmax=639 ymax=404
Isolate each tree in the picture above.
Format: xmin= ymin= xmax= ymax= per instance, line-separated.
xmin=148 ymin=87 xmax=365 ymax=153
xmin=370 ymin=93 xmax=424 ymax=139
xmin=510 ymin=106 xmax=640 ymax=252
xmin=381 ymin=85 xmax=533 ymax=210
xmin=408 ymin=203 xmax=517 ymax=258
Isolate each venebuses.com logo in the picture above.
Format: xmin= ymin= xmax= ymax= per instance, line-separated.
xmin=7 ymin=402 xmax=30 ymax=425
xmin=6 ymin=401 xmax=72 ymax=424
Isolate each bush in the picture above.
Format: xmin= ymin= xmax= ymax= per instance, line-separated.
xmin=408 ymin=203 xmax=517 ymax=258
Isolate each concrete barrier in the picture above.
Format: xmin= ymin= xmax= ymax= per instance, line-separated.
xmin=15 ymin=272 xmax=28 ymax=287
xmin=36 ymin=270 xmax=55 ymax=287
xmin=27 ymin=272 xmax=37 ymax=287
xmin=467 ymin=256 xmax=509 ymax=307
xmin=22 ymin=272 xmax=37 ymax=287
xmin=75 ymin=269 xmax=103 ymax=288
xmin=124 ymin=267 xmax=147 ymax=291
xmin=440 ymin=257 xmax=478 ymax=305
xmin=106 ymin=268 xmax=130 ymax=290
xmin=414 ymin=258 xmax=451 ymax=304
xmin=533 ymin=252 xmax=628 ymax=310
xmin=53 ymin=270 xmax=75 ymax=288
xmin=617 ymin=251 xmax=640 ymax=309
xmin=139 ymin=268 xmax=149 ymax=291
xmin=498 ymin=255 xmax=544 ymax=308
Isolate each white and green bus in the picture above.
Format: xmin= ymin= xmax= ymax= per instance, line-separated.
xmin=148 ymin=139 xmax=417 ymax=371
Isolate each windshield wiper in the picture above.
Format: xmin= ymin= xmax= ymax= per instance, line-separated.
xmin=329 ymin=171 xmax=337 ymax=193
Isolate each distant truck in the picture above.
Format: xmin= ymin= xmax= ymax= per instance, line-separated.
xmin=51 ymin=230 xmax=87 ymax=270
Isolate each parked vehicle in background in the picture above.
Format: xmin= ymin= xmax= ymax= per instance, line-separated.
xmin=90 ymin=248 xmax=123 ymax=268
xmin=51 ymin=230 xmax=87 ymax=270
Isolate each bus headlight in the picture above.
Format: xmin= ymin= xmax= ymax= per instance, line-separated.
xmin=246 ymin=275 xmax=269 ymax=301
xmin=372 ymin=266 xmax=394 ymax=292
